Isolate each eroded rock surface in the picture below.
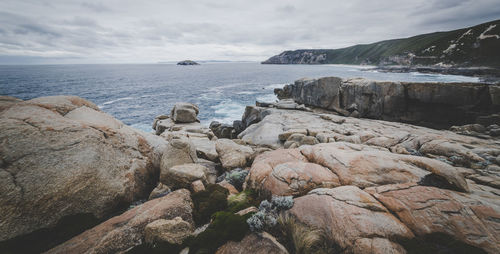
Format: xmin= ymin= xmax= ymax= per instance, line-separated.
xmin=289 ymin=186 xmax=414 ymax=254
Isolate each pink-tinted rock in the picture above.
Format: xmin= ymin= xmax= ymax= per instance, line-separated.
xmin=46 ymin=189 xmax=193 ymax=254
xmin=299 ymin=142 xmax=469 ymax=192
xmin=366 ymin=183 xmax=500 ymax=253
xmin=289 ymin=186 xmax=413 ymax=254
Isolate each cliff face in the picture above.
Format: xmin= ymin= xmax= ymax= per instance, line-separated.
xmin=274 ymin=77 xmax=500 ymax=128
xmin=263 ymin=19 xmax=500 ymax=68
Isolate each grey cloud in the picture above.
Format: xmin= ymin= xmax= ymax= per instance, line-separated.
xmin=0 ymin=0 xmax=497 ymax=64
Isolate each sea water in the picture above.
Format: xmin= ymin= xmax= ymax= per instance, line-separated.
xmin=0 ymin=62 xmax=480 ymax=132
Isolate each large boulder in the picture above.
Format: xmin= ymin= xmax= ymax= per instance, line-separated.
xmin=47 ymin=189 xmax=193 ymax=254
xmin=216 ymin=232 xmax=289 ymax=254
xmin=171 ymin=102 xmax=199 ymax=123
xmin=0 ymin=96 xmax=167 ymax=246
xmin=366 ymin=183 xmax=500 ymax=253
xmin=289 ymin=186 xmax=413 ymax=254
xmin=215 ymin=139 xmax=253 ymax=169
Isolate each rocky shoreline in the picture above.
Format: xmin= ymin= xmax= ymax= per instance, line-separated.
xmin=1 ymin=76 xmax=499 ymax=253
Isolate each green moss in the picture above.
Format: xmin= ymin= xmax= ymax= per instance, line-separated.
xmin=186 ymin=212 xmax=251 ymax=254
xmin=192 ymin=184 xmax=229 ymax=226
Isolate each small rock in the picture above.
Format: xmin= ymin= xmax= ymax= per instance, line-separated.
xmin=218 ymin=180 xmax=239 ymax=195
xmin=171 ymin=102 xmax=199 ymax=123
xmin=191 ymin=180 xmax=205 ymax=193
xmin=149 ymin=183 xmax=171 ymax=200
xmin=161 ymin=163 xmax=207 ymax=189
xmin=144 ymin=217 xmax=193 ymax=245
xmin=235 ymin=206 xmax=258 ymax=216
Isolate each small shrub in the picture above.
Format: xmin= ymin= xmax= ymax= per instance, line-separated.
xmin=247 ymin=195 xmax=294 ymax=232
xmin=271 ymin=196 xmax=294 ymax=210
xmin=225 ymin=168 xmax=249 ymax=191
xmin=191 ymin=184 xmax=229 ymax=225
xmin=186 ymin=211 xmax=251 ymax=254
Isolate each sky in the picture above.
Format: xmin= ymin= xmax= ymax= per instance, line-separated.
xmin=0 ymin=0 xmax=499 ymax=64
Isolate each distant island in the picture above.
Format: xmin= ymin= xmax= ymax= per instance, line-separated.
xmin=262 ymin=19 xmax=500 ymax=69
xmin=177 ymin=60 xmax=200 ymax=65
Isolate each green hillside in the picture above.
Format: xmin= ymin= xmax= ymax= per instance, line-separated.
xmin=262 ymin=19 xmax=500 ymax=67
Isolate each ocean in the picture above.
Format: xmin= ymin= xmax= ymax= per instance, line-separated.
xmin=0 ymin=62 xmax=480 ymax=132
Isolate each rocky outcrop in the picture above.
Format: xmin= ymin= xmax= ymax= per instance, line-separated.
xmin=366 ymin=183 xmax=500 ymax=253
xmin=0 ymin=96 xmax=167 ymax=247
xmin=47 ymin=189 xmax=193 ymax=254
xmin=275 ymin=77 xmax=498 ymax=128
xmin=216 ymin=232 xmax=289 ymax=254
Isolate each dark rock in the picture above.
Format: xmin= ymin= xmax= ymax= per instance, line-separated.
xmin=275 ymin=76 xmax=496 ymax=128
xmin=177 ymin=60 xmax=200 ymax=65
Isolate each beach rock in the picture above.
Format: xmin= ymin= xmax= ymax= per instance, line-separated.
xmin=216 ymin=232 xmax=288 ymax=254
xmin=161 ymin=163 xmax=207 ymax=189
xmin=366 ymin=183 xmax=500 ymax=253
xmin=0 ymin=95 xmax=22 ymax=111
xmin=289 ymin=186 xmax=413 ymax=254
xmin=149 ymin=183 xmax=171 ymax=200
xmin=144 ymin=216 xmax=193 ymax=245
xmin=171 ymin=102 xmax=199 ymax=123
xmin=0 ymin=96 xmax=167 ymax=244
xmin=215 ymin=139 xmax=253 ymax=169
xmin=47 ymin=189 xmax=193 ymax=254
xmin=159 ymin=137 xmax=197 ymax=182
xmin=300 ymin=142 xmax=469 ymax=192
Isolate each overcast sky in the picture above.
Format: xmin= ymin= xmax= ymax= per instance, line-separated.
xmin=0 ymin=0 xmax=498 ymax=64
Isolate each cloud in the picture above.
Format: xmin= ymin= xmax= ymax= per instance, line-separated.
xmin=0 ymin=0 xmax=497 ymax=64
